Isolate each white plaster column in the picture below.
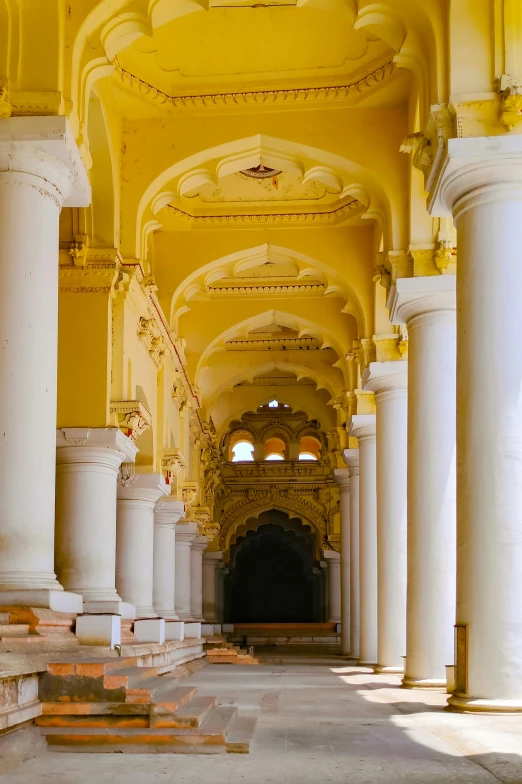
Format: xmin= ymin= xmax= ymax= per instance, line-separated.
xmin=350 ymin=416 xmax=377 ymax=666
xmin=202 ymin=551 xmax=224 ymax=622
xmin=190 ymin=536 xmax=208 ymax=622
xmin=153 ymin=500 xmax=185 ymax=619
xmin=364 ymin=362 xmax=408 ymax=674
xmin=323 ymin=550 xmax=341 ymax=624
xmin=334 ymin=469 xmax=351 ymax=654
xmin=430 ymin=136 xmax=522 ymax=711
xmin=391 ymin=276 xmax=456 ymax=688
xmin=116 ymin=474 xmax=170 ymax=618
xmin=175 ymin=522 xmax=199 ymax=620
xmin=0 ymin=117 xmax=89 ymax=610
xmin=55 ymin=428 xmax=137 ymax=614
xmin=344 ymin=449 xmax=360 ymax=660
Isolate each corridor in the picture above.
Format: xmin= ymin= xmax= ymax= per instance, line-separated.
xmin=3 ymin=655 xmax=522 ymax=784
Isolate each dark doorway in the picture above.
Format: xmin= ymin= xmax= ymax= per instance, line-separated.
xmin=225 ymin=520 xmax=323 ymax=623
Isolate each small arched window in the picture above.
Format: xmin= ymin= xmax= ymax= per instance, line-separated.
xmin=264 ymin=436 xmax=286 ymax=461
xmin=232 ymin=440 xmax=255 ymax=462
xmin=298 ymin=435 xmax=321 ymax=461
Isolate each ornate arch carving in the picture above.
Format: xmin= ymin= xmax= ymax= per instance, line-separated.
xmin=219 ymin=486 xmax=327 ymax=550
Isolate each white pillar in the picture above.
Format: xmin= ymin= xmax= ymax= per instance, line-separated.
xmin=364 ymin=362 xmax=408 ymax=674
xmin=153 ymin=499 xmax=185 ymax=619
xmin=202 ymin=551 xmax=223 ymax=622
xmin=344 ymin=449 xmax=360 ymax=660
xmin=391 ymin=276 xmax=456 ymax=688
xmin=175 ymin=522 xmax=198 ymax=620
xmin=55 ymin=427 xmax=137 ymax=614
xmin=334 ymin=469 xmax=351 ymax=654
xmin=350 ymin=415 xmax=377 ymax=666
xmin=0 ymin=117 xmax=89 ymax=610
xmin=323 ymin=550 xmax=341 ymax=624
xmin=116 ymin=474 xmax=170 ymax=618
xmin=431 ymin=136 xmax=522 ymax=711
xmin=190 ymin=536 xmax=208 ymax=622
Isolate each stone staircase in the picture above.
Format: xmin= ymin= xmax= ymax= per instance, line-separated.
xmin=204 ymin=637 xmax=259 ymax=665
xmin=35 ymin=656 xmax=256 ymax=753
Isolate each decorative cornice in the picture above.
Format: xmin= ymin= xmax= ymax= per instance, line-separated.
xmin=166 ymin=199 xmax=360 ymax=226
xmin=225 ymin=337 xmax=321 ymax=351
xmin=210 ymin=283 xmax=326 ymax=297
xmin=113 ymin=58 xmax=396 ymax=111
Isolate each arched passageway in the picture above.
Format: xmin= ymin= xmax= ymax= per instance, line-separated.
xmin=224 ymin=514 xmax=324 ymax=623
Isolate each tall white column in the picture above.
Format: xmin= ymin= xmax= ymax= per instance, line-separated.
xmin=116 ymin=474 xmax=170 ymax=618
xmin=350 ymin=416 xmax=377 ymax=666
xmin=391 ymin=276 xmax=456 ymax=688
xmin=344 ymin=449 xmax=360 ymax=660
xmin=153 ymin=500 xmax=185 ymax=619
xmin=431 ymin=136 xmax=522 ymax=711
xmin=175 ymin=522 xmax=198 ymax=620
xmin=202 ymin=551 xmax=223 ymax=622
xmin=334 ymin=469 xmax=351 ymax=654
xmin=56 ymin=427 xmax=137 ymax=614
xmin=364 ymin=362 xmax=408 ymax=674
xmin=190 ymin=536 xmax=208 ymax=622
xmin=323 ymin=550 xmax=341 ymax=624
xmin=0 ymin=117 xmax=89 ymax=610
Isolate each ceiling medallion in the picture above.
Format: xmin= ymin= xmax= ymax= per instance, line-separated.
xmin=240 ymin=165 xmax=282 ymax=180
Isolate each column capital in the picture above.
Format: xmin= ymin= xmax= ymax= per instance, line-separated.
xmin=56 ymin=427 xmax=138 ymax=467
xmin=176 ymin=521 xmax=199 ymax=545
xmin=429 ymin=135 xmax=522 ymax=219
xmin=343 ymin=448 xmax=359 ymax=477
xmin=203 ymin=551 xmax=224 ymax=564
xmin=191 ymin=536 xmax=208 ymax=553
xmin=350 ymin=415 xmax=376 ymax=442
xmin=323 ymin=549 xmax=341 ymax=563
xmin=117 ymin=473 xmax=170 ymax=505
xmin=362 ymin=361 xmax=408 ymax=401
xmin=390 ymin=275 xmax=456 ymax=329
xmin=154 ymin=499 xmax=185 ymax=528
xmin=0 ymin=116 xmax=90 ymax=207
xmin=333 ymin=468 xmax=351 ymax=494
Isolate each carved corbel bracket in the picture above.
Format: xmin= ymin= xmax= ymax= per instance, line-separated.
xmin=181 ymin=482 xmax=199 ymax=514
xmin=162 ymin=448 xmax=186 ymax=485
xmin=110 ymin=400 xmax=152 ymax=442
xmin=498 ymin=74 xmax=522 ymax=130
xmin=137 ymin=315 xmax=167 ymax=365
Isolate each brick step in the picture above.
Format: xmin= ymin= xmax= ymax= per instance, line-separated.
xmin=225 ymin=714 xmax=258 ymax=753
xmin=206 ymin=647 xmax=260 ymax=665
xmin=151 ymin=695 xmax=217 ymax=728
xmin=40 ymin=706 xmax=247 ymax=753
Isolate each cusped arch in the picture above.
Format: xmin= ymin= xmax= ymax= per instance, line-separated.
xmin=228 ymin=510 xmax=322 ymax=564
xmin=219 ymin=493 xmax=327 ymax=553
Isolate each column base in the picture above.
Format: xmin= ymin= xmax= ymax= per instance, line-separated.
xmin=402 ymin=675 xmax=446 ymax=689
xmin=358 ymin=660 xmax=377 ymax=667
xmin=134 ymin=605 xmax=158 ymax=620
xmin=447 ymin=694 xmax=522 ymax=714
xmin=134 ymin=618 xmax=165 ymax=643
xmin=83 ymin=600 xmax=135 ymax=619
xmin=76 ymin=615 xmax=121 ymax=648
xmin=184 ymin=622 xmax=202 ymax=639
xmin=374 ymin=665 xmax=404 ymax=675
xmin=156 ymin=611 xmax=180 ymax=621
xmin=0 ymin=589 xmax=83 ymax=614
xmin=165 ymin=621 xmax=184 ymax=641
xmin=177 ymin=612 xmax=193 ymax=621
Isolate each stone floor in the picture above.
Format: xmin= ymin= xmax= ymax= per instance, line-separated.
xmin=2 ymin=652 xmax=522 ymax=783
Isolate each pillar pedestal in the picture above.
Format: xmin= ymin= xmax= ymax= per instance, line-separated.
xmin=55 ymin=427 xmax=137 ymax=616
xmin=116 ymin=474 xmax=170 ymax=618
xmin=153 ymin=500 xmax=185 ymax=619
xmin=363 ymin=361 xmax=408 ymax=675
xmin=350 ymin=416 xmax=377 ymax=667
xmin=343 ymin=449 xmax=360 ymax=661
xmin=323 ymin=550 xmax=341 ymax=624
xmin=334 ymin=469 xmax=351 ymax=656
xmin=0 ymin=117 xmax=89 ymax=611
xmin=430 ymin=136 xmax=522 ymax=711
xmin=190 ymin=536 xmax=208 ymax=622
xmin=175 ymin=522 xmax=198 ymax=621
